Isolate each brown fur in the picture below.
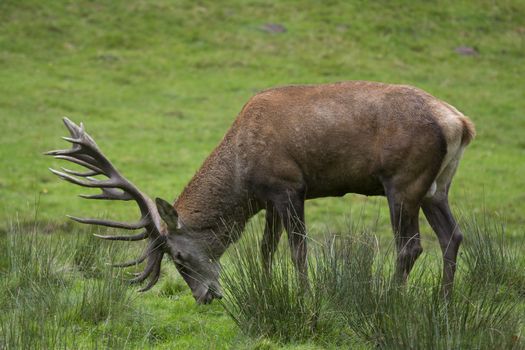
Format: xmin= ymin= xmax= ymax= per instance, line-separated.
xmin=175 ymin=81 xmax=471 ymax=230
xmin=171 ymin=81 xmax=474 ymax=300
xmin=52 ymin=86 xmax=474 ymax=304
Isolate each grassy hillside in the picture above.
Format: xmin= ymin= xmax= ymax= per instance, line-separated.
xmin=0 ymin=0 xmax=524 ymax=349
xmin=1 ymin=0 xmax=524 ymax=230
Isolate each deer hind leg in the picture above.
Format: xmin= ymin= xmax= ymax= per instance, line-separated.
xmin=386 ymin=195 xmax=423 ymax=284
xmin=384 ymin=172 xmax=437 ymax=284
xmin=422 ymin=159 xmax=463 ymax=297
xmin=261 ymin=203 xmax=283 ymax=272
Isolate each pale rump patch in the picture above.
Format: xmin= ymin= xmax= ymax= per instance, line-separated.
xmin=428 ymin=100 xmax=472 ymax=185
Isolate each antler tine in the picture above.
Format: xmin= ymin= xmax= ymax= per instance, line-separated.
xmin=94 ymin=231 xmax=148 ymax=241
xmin=63 ymin=117 xmax=82 ymax=138
xmin=129 ymin=250 xmax=164 ymax=285
xmin=54 ymin=119 xmax=111 ymax=172
xmin=49 ymin=168 xmax=114 ymax=188
xmin=111 ymin=249 xmax=149 ymax=267
xmin=138 ymin=264 xmax=162 ymax=292
xmin=61 ymin=167 xmax=101 ymax=177
xmin=51 ymin=155 xmax=104 ymax=174
xmin=45 ymin=148 xmax=79 ymax=157
xmin=126 ymin=236 xmax=166 ymax=289
xmin=67 ymin=215 xmax=148 ymax=230
xmin=80 ymin=188 xmax=133 ymax=201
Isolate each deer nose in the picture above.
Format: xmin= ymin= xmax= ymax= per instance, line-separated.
xmin=208 ymin=287 xmax=222 ymax=300
xmin=196 ymin=291 xmax=213 ymax=304
xmin=194 ymin=284 xmax=223 ymax=304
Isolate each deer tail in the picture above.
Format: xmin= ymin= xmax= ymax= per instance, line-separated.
xmin=460 ymin=115 xmax=476 ymax=146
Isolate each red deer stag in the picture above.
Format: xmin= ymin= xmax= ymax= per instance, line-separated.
xmin=47 ymin=81 xmax=474 ymax=303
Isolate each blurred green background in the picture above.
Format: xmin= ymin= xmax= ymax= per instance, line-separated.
xmin=1 ymin=0 xmax=523 ymax=235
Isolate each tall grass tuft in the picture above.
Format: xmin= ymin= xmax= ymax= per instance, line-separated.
xmin=461 ymin=215 xmax=525 ymax=296
xmin=0 ymin=222 xmax=74 ymax=349
xmin=77 ymin=268 xmax=135 ymax=324
xmin=71 ymin=227 xmax=132 ymax=280
xmin=0 ymin=221 xmax=147 ymax=349
xmin=221 ymin=223 xmax=337 ymax=343
xmin=221 ymin=215 xmax=524 ymax=349
xmin=72 ymin=229 xmax=107 ymax=279
xmin=0 ymin=307 xmax=76 ymax=349
xmin=331 ymin=263 xmax=523 ymax=349
xmin=2 ymin=222 xmax=66 ymax=294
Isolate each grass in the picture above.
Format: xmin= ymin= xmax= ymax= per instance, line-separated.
xmin=0 ymin=223 xmax=236 ymax=349
xmin=462 ymin=215 xmax=525 ymax=295
xmin=0 ymin=216 xmax=523 ymax=349
xmin=0 ymin=223 xmax=142 ymax=349
xmin=221 ymin=224 xmax=331 ymax=343
xmin=1 ymin=0 xmax=524 ymax=233
xmin=0 ymin=221 xmax=245 ymax=349
xmin=222 ymin=217 xmax=524 ymax=349
xmin=0 ymin=0 xmax=524 ymax=348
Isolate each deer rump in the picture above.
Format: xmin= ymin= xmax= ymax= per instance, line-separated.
xmin=47 ymin=81 xmax=475 ymax=303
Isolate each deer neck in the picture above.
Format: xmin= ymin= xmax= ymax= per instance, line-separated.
xmin=174 ymin=139 xmax=253 ymax=238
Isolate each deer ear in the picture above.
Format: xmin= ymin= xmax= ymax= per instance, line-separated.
xmin=155 ymin=198 xmax=179 ymax=231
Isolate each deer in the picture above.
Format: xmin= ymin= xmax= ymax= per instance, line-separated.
xmin=47 ymin=81 xmax=475 ymax=304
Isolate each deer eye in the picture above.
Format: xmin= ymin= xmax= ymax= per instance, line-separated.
xmin=174 ymin=251 xmax=191 ymax=265
xmin=173 ymin=252 xmax=184 ymax=264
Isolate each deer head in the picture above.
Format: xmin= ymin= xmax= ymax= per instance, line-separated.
xmin=46 ymin=118 xmax=222 ymax=303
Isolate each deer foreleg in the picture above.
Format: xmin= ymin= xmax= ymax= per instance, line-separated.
xmin=261 ymin=203 xmax=283 ymax=272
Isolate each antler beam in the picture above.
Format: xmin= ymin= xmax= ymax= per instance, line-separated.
xmin=47 ymin=117 xmax=168 ymax=291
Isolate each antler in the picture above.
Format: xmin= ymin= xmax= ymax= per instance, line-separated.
xmin=47 ymin=117 xmax=167 ymax=291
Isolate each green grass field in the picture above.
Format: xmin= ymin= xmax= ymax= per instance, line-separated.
xmin=1 ymin=0 xmax=524 ymax=348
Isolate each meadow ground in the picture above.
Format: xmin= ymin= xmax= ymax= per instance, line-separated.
xmin=0 ymin=0 xmax=524 ymax=348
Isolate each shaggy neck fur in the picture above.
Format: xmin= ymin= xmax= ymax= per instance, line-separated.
xmin=174 ymin=128 xmax=253 ymax=242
